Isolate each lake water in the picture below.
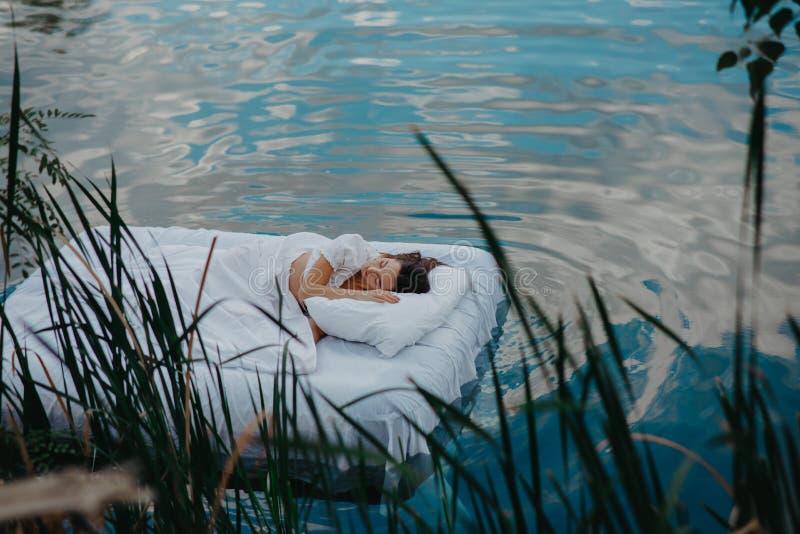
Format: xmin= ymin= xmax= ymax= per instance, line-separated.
xmin=2 ymin=0 xmax=799 ymax=531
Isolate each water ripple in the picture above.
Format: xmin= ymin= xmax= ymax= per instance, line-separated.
xmin=2 ymin=5 xmax=799 ymax=522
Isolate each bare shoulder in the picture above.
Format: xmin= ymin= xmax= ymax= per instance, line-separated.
xmin=288 ymin=251 xmax=312 ymax=303
xmin=290 ymin=250 xmax=311 ymax=273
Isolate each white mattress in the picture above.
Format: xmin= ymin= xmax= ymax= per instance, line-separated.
xmin=1 ymin=226 xmax=506 ymax=489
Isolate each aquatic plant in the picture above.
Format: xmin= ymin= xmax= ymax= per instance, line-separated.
xmin=1 ymin=3 xmax=799 ymax=532
xmin=0 ymin=53 xmax=93 ymax=279
xmin=0 ymin=46 xmax=450 ymax=533
xmin=717 ymin=0 xmax=797 ymax=95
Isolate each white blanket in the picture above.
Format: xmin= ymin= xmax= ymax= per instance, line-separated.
xmin=1 ymin=226 xmax=506 ymax=477
xmin=2 ymin=226 xmax=318 ymax=375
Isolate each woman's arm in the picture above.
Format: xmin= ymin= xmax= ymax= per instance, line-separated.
xmin=309 ymin=318 xmax=326 ymax=344
xmin=296 ymin=253 xmax=334 ymax=300
xmin=297 ymin=254 xmax=399 ymax=303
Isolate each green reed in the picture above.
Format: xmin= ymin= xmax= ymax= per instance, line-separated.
xmin=2 ymin=11 xmax=800 ymax=531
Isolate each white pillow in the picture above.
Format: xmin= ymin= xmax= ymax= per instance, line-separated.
xmin=304 ymin=265 xmax=469 ymax=357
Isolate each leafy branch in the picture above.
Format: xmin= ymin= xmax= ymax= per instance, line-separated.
xmin=0 ymin=104 xmax=93 ymax=277
xmin=717 ymin=0 xmax=799 ymax=97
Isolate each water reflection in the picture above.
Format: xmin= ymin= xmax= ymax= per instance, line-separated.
xmin=1 ymin=1 xmax=798 ymax=528
xmin=4 ymin=0 xmax=106 ymax=38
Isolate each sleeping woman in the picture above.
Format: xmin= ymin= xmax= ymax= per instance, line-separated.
xmin=284 ymin=233 xmax=446 ymax=344
xmin=0 ymin=229 xmax=446 ymax=378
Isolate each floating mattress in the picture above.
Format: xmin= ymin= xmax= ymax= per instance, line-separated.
xmin=1 ymin=226 xmax=507 ymax=496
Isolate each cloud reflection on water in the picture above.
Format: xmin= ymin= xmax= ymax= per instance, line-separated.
xmin=1 ymin=0 xmax=798 ymax=436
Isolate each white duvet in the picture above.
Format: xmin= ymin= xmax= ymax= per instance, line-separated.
xmin=1 ymin=226 xmax=506 ymax=478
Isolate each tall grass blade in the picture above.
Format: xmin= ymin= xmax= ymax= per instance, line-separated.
xmin=487 ymin=347 xmax=527 ymax=533
xmin=589 ymin=277 xmax=632 ymax=398
xmin=3 ymin=45 xmax=21 ymax=276
xmin=412 ymin=127 xmax=553 ymax=381
xmin=661 ymin=457 xmax=693 ymax=527
xmin=519 ymin=349 xmax=553 ymax=534
xmin=622 ymin=297 xmax=703 ymax=371
xmin=787 ymin=315 xmax=800 ymax=348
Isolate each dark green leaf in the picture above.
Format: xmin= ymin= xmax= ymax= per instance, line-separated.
xmin=758 ymin=40 xmax=786 ymax=63
xmin=739 ymin=47 xmax=752 ymax=60
xmin=716 ymin=51 xmax=738 ymax=71
xmin=754 ymin=0 xmax=781 ymax=22
xmin=769 ymin=8 xmax=794 ymax=36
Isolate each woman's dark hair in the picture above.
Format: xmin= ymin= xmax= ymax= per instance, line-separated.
xmin=381 ymin=251 xmax=448 ymax=294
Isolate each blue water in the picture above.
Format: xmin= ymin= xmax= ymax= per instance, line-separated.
xmin=2 ymin=0 xmax=799 ymax=531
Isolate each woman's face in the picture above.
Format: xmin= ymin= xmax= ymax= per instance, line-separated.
xmin=360 ymin=256 xmax=402 ymax=291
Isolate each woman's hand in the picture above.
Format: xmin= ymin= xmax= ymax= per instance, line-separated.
xmin=303 ymin=285 xmax=400 ymax=304
xmin=351 ymin=289 xmax=400 ymax=304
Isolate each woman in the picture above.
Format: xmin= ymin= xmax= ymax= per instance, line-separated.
xmin=0 ymin=229 xmax=446 ymax=377
xmin=285 ymin=233 xmax=445 ymax=344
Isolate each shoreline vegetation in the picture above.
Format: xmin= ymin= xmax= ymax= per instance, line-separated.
xmin=2 ymin=1 xmax=799 ymax=532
